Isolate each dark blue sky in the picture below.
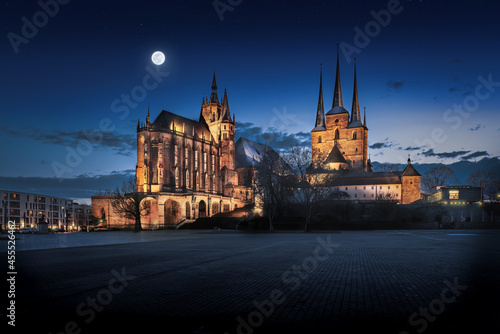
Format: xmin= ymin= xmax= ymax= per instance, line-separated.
xmin=1 ymin=0 xmax=499 ymax=201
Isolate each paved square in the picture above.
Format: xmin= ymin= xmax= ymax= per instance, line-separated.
xmin=6 ymin=230 xmax=500 ymax=333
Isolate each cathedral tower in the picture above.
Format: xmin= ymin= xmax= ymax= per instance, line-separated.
xmin=311 ymin=48 xmax=369 ymax=172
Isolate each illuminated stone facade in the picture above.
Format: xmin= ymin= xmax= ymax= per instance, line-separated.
xmin=311 ymin=50 xmax=421 ymax=204
xmin=92 ymin=74 xmax=252 ymax=229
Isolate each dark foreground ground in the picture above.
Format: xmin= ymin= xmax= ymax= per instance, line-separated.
xmin=3 ymin=229 xmax=500 ymax=334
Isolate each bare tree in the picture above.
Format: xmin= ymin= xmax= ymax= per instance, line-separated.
xmin=284 ymin=146 xmax=348 ymax=232
xmin=107 ymin=176 xmax=151 ymax=232
xmin=421 ymin=165 xmax=459 ymax=194
xmin=254 ymin=149 xmax=291 ymax=231
xmin=467 ymin=168 xmax=499 ymax=202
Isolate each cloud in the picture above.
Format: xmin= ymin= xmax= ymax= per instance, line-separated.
xmin=369 ymin=138 xmax=397 ymax=150
xmin=387 ymin=80 xmax=405 ymax=90
xmin=235 ymin=121 xmax=311 ymax=151
xmin=0 ymin=126 xmax=135 ymax=156
xmin=468 ymin=124 xmax=485 ymax=131
xmin=420 ymin=148 xmax=470 ymax=159
xmin=460 ymin=151 xmax=489 ymax=161
xmin=403 ymin=146 xmax=422 ymax=151
xmin=0 ymin=169 xmax=135 ymax=202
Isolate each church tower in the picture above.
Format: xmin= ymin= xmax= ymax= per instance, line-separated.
xmin=311 ymin=47 xmax=369 ymax=172
xmin=199 ymin=73 xmax=237 ymax=190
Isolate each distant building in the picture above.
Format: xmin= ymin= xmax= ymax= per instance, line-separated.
xmin=427 ymin=185 xmax=481 ymax=204
xmin=0 ymin=190 xmax=91 ymax=231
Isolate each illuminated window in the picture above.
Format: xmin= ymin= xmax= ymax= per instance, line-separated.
xmin=449 ymin=190 xmax=459 ymax=200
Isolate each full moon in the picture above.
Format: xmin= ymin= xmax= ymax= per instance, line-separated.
xmin=151 ymin=51 xmax=165 ymax=65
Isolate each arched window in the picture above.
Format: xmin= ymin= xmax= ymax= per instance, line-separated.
xmin=352 ymin=132 xmax=357 ymax=140
xmin=318 ymin=136 xmax=322 ymax=143
xmin=334 ymin=129 xmax=339 ymax=140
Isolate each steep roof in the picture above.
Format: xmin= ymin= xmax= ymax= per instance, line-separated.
xmin=401 ymin=163 xmax=421 ymax=177
xmin=235 ymin=137 xmax=279 ymax=168
xmin=325 ymin=145 xmax=347 ymax=164
xmin=151 ymin=110 xmax=212 ymax=140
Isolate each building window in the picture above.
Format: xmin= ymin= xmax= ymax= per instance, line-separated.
xmin=380 ymin=186 xmax=382 ymax=189
xmin=354 ymin=194 xmax=357 ymax=198
xmin=354 ymin=186 xmax=357 ymax=190
xmin=335 ymin=129 xmax=339 ymax=139
xmin=352 ymin=132 xmax=357 ymax=140
xmin=363 ymin=186 xmax=366 ymax=190
xmin=371 ymin=186 xmax=374 ymax=189
xmin=318 ymin=136 xmax=322 ymax=143
xmin=388 ymin=186 xmax=391 ymax=189
xmin=203 ymin=152 xmax=207 ymax=172
xmin=371 ymin=194 xmax=374 ymax=197
xmin=223 ymin=133 xmax=227 ymax=140
xmin=175 ymin=168 xmax=179 ymax=187
xmin=345 ymin=187 xmax=348 ymax=191
xmin=449 ymin=190 xmax=459 ymax=200
xmin=363 ymin=194 xmax=366 ymax=197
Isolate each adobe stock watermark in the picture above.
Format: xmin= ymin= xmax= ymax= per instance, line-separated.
xmin=225 ymin=235 xmax=339 ymax=334
xmin=399 ymin=277 xmax=468 ymax=334
xmin=212 ymin=0 xmax=243 ymax=22
xmin=7 ymin=0 xmax=70 ymax=54
xmin=51 ymin=65 xmax=169 ymax=180
xmin=340 ymin=0 xmax=404 ymax=63
xmin=412 ymin=73 xmax=499 ymax=156
xmin=49 ymin=267 xmax=135 ymax=334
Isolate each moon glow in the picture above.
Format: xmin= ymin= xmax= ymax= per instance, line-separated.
xmin=151 ymin=51 xmax=165 ymax=65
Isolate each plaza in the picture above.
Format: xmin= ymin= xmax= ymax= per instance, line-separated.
xmin=7 ymin=229 xmax=500 ymax=333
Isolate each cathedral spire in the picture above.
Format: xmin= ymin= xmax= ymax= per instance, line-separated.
xmin=332 ymin=44 xmax=343 ymax=108
xmin=350 ymin=58 xmax=361 ymax=124
xmin=313 ymin=64 xmax=326 ymax=131
xmin=210 ymin=72 xmax=218 ymax=103
xmin=221 ymin=88 xmax=231 ymax=121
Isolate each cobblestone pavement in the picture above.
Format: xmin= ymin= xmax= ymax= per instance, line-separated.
xmin=5 ymin=230 xmax=500 ymax=333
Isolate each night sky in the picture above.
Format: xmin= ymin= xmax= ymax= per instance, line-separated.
xmin=1 ymin=0 xmax=499 ymax=202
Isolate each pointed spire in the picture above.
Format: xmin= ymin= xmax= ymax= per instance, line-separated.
xmin=350 ymin=58 xmax=361 ymax=124
xmin=146 ymin=106 xmax=151 ymax=126
xmin=221 ymin=88 xmax=231 ymax=121
xmin=137 ymin=119 xmax=140 ymax=132
xmin=210 ymin=72 xmax=218 ymax=103
xmin=333 ymin=44 xmax=344 ymax=108
xmin=313 ymin=64 xmax=326 ymax=131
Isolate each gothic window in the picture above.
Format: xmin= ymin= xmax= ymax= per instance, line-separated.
xmin=174 ymin=145 xmax=179 ymax=166
xmin=334 ymin=129 xmax=339 ymax=140
xmin=223 ymin=133 xmax=227 ymax=140
xmin=211 ymin=154 xmax=215 ymax=173
xmin=195 ymin=150 xmax=198 ymax=169
xmin=175 ymin=168 xmax=179 ymax=187
xmin=352 ymin=132 xmax=357 ymax=140
xmin=185 ymin=170 xmax=189 ymax=188
xmin=184 ymin=149 xmax=188 ymax=167
xmin=318 ymin=136 xmax=322 ymax=143
xmin=203 ymin=152 xmax=207 ymax=172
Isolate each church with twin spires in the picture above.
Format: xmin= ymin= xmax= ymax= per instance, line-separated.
xmin=311 ymin=48 xmax=370 ymax=172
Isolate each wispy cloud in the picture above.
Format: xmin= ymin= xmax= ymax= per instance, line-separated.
xmin=0 ymin=169 xmax=135 ymax=201
xmin=0 ymin=126 xmax=135 ymax=156
xmin=461 ymin=151 xmax=489 ymax=161
xmin=235 ymin=121 xmax=311 ymax=150
xmin=420 ymin=148 xmax=470 ymax=159
xmin=387 ymin=80 xmax=405 ymax=90
xmin=468 ymin=124 xmax=485 ymax=131
xmin=369 ymin=138 xmax=397 ymax=150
